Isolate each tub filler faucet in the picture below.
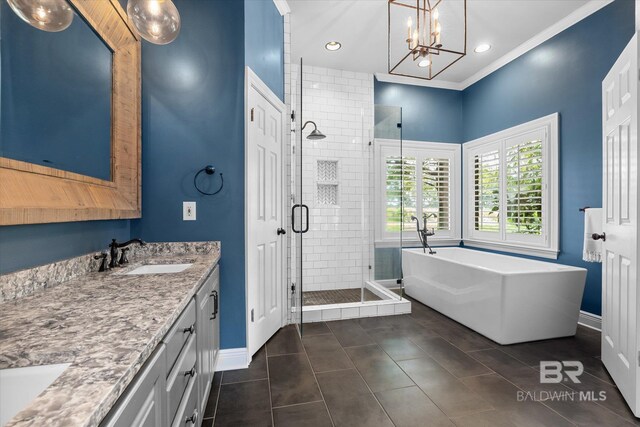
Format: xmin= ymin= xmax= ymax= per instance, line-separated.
xmin=412 ymin=214 xmax=436 ymax=255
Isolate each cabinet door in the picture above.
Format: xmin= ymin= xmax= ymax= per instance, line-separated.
xmin=101 ymin=345 xmax=167 ymax=427
xmin=211 ymin=267 xmax=220 ymax=367
xmin=196 ymin=266 xmax=217 ymax=416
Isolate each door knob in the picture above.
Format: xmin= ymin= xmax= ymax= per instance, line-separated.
xmin=277 ymin=228 xmax=286 ymax=235
xmin=592 ymin=232 xmax=606 ymax=242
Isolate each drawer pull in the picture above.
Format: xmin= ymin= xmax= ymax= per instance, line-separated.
xmin=184 ymin=367 xmax=196 ymax=378
xmin=185 ymin=410 xmax=198 ymax=425
xmin=182 ymin=324 xmax=195 ymax=335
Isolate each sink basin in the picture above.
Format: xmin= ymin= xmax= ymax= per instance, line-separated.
xmin=125 ymin=263 xmax=193 ymax=275
xmin=0 ymin=363 xmax=71 ymax=425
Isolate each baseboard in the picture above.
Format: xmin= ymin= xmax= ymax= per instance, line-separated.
xmin=578 ymin=310 xmax=602 ymax=331
xmin=215 ymin=348 xmax=249 ymax=371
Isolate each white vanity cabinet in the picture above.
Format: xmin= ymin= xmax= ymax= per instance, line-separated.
xmin=196 ymin=265 xmax=220 ymax=417
xmin=101 ymin=264 xmax=220 ymax=427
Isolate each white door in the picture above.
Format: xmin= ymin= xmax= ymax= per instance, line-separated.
xmin=601 ymin=33 xmax=639 ymax=415
xmin=246 ymin=69 xmax=285 ymax=358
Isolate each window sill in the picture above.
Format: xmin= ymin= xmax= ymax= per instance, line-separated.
xmin=462 ymin=239 xmax=559 ymax=260
xmin=375 ymin=238 xmax=462 ymax=249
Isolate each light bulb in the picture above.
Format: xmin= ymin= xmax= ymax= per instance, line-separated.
xmin=6 ymin=0 xmax=73 ymax=32
xmin=127 ymin=0 xmax=181 ymax=45
xmin=418 ymin=59 xmax=430 ymax=67
xmin=433 ymin=8 xmax=439 ymax=20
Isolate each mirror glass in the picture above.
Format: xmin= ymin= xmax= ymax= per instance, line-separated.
xmin=0 ymin=1 xmax=113 ymax=181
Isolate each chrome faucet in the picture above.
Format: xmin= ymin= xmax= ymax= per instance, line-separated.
xmin=411 ymin=214 xmax=437 ymax=254
xmin=109 ymin=238 xmax=146 ymax=269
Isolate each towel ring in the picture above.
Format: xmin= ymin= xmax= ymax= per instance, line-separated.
xmin=194 ymin=165 xmax=224 ymax=196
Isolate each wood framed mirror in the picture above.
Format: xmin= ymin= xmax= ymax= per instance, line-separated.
xmin=0 ymin=0 xmax=141 ymax=225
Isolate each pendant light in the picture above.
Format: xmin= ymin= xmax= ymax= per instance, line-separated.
xmin=127 ymin=0 xmax=180 ymax=45
xmin=6 ymin=0 xmax=73 ymax=32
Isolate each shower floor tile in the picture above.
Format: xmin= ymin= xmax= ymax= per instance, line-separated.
xmin=302 ymin=289 xmax=381 ymax=306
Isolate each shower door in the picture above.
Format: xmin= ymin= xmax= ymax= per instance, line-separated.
xmin=291 ymin=58 xmax=305 ymax=334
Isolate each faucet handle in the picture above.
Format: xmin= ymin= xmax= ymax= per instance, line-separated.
xmin=118 ymin=248 xmax=130 ymax=265
xmin=94 ymin=252 xmax=109 ymax=272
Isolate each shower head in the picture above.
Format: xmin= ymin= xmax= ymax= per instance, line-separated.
xmin=307 ymin=129 xmax=326 ymax=140
xmin=301 ymin=120 xmax=326 ymax=140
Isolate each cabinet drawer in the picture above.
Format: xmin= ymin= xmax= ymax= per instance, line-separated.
xmin=171 ymin=370 xmax=199 ymax=427
xmin=164 ymin=300 xmax=196 ymax=374
xmin=167 ymin=332 xmax=197 ymax=424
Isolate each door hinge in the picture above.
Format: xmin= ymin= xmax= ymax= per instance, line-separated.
xmin=250 ymin=108 xmax=254 ymax=122
xmin=251 ymin=308 xmax=254 ymax=322
xmin=368 ymin=265 xmax=372 ymax=270
xmin=637 ymin=351 xmax=640 ymax=367
xmin=397 ymin=123 xmax=402 ymax=128
xmin=291 ymin=111 xmax=296 ymax=121
xmin=291 ymin=283 xmax=296 ymax=294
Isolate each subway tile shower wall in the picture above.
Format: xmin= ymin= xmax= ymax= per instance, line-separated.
xmin=291 ymin=64 xmax=375 ymax=292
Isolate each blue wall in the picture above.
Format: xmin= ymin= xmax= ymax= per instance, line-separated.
xmin=245 ymin=0 xmax=284 ymax=101
xmin=462 ymin=0 xmax=634 ymax=315
xmin=374 ymin=80 xmax=463 ymax=143
xmin=132 ymin=0 xmax=284 ymax=349
xmin=131 ymin=0 xmax=247 ymax=349
xmin=374 ymin=0 xmax=634 ymax=315
xmin=0 ymin=220 xmax=130 ymax=273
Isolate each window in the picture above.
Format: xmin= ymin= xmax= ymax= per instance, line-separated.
xmin=376 ymin=140 xmax=461 ymax=245
xmin=474 ymin=150 xmax=500 ymax=233
xmin=423 ymin=158 xmax=451 ymax=231
xmin=464 ymin=114 xmax=558 ymax=258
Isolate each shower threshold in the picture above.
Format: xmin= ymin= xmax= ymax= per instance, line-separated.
xmin=300 ymin=281 xmax=411 ymax=323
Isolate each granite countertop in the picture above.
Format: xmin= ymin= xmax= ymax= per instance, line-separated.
xmin=0 ymin=242 xmax=220 ymax=427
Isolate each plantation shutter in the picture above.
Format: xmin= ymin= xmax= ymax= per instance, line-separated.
xmin=506 ymin=135 xmax=544 ymax=236
xmin=474 ymin=150 xmax=500 ymax=232
xmin=385 ymin=156 xmax=417 ymax=232
xmin=422 ymin=158 xmax=451 ymax=231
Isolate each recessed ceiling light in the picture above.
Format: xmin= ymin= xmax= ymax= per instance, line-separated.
xmin=418 ymin=59 xmax=430 ymax=67
xmin=474 ymin=43 xmax=491 ymax=53
xmin=325 ymin=41 xmax=341 ymax=51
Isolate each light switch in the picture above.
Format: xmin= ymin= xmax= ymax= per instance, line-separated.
xmin=183 ymin=202 xmax=196 ymax=221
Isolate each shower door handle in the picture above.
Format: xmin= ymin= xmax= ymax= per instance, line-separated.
xmin=291 ymin=204 xmax=310 ymax=234
xmin=301 ymin=204 xmax=309 ymax=233
xmin=292 ymin=204 xmax=302 ymax=233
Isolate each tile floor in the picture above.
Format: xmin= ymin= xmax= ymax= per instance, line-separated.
xmin=203 ymin=297 xmax=639 ymax=426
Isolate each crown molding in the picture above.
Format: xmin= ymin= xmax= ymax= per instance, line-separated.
xmin=374 ymin=72 xmax=464 ymax=91
xmin=377 ymin=0 xmax=613 ymax=92
xmin=273 ymin=0 xmax=290 ymax=16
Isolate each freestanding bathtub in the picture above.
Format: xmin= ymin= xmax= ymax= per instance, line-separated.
xmin=402 ymin=248 xmax=587 ymax=344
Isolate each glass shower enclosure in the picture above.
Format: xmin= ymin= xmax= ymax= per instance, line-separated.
xmin=291 ymin=59 xmax=405 ymax=334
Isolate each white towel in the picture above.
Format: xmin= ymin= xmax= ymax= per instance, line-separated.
xmin=583 ymin=208 xmax=603 ymax=263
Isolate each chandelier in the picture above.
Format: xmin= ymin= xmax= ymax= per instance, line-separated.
xmin=388 ymin=0 xmax=467 ymax=80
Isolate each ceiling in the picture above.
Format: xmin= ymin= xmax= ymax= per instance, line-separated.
xmin=289 ymin=0 xmax=604 ymax=88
